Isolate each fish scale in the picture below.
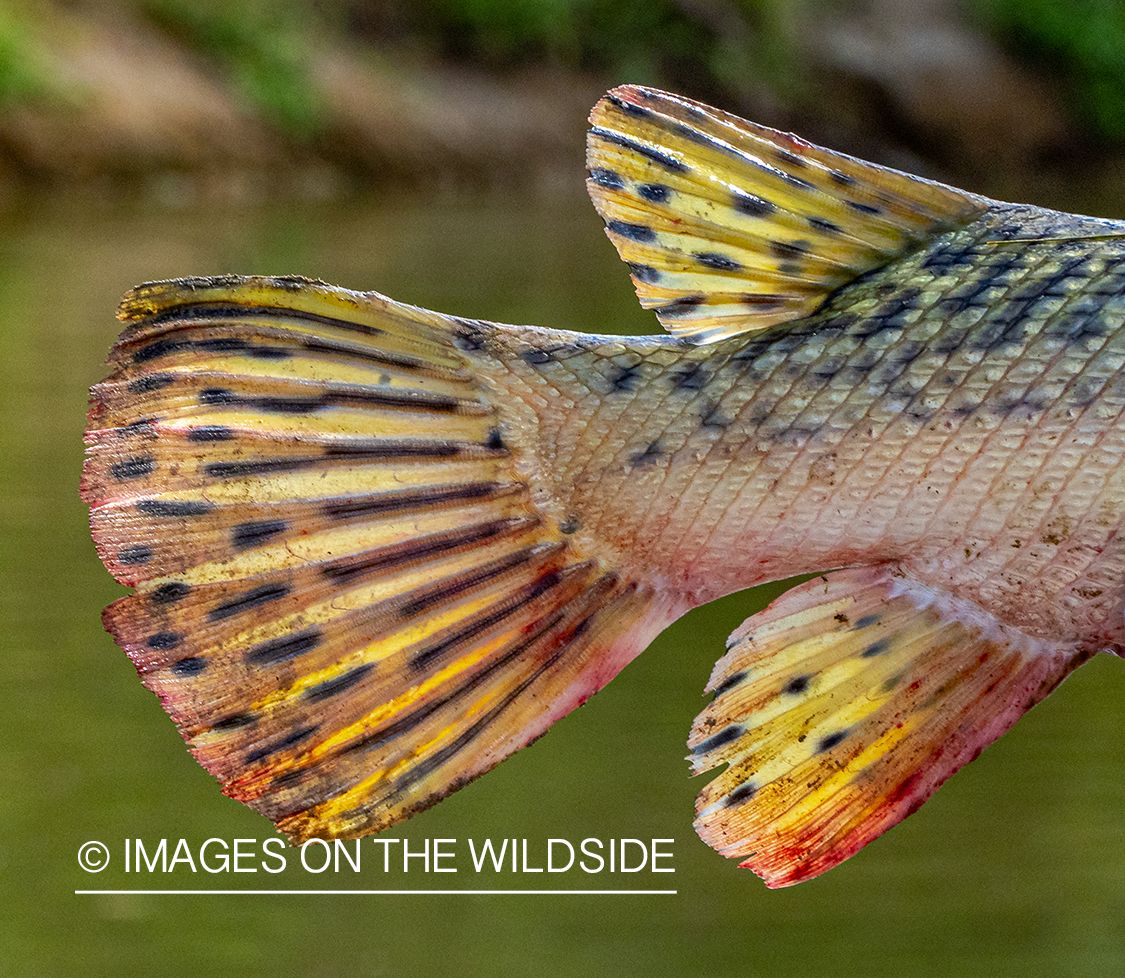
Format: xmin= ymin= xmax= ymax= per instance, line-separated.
xmin=470 ymin=216 xmax=1125 ymax=630
xmin=83 ymin=84 xmax=1125 ymax=887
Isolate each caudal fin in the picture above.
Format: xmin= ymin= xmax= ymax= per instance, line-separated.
xmin=83 ymin=276 xmax=667 ymax=841
xmin=688 ymin=567 xmax=1090 ymax=886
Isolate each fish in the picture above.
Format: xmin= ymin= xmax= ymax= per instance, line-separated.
xmin=81 ymin=84 xmax=1125 ymax=887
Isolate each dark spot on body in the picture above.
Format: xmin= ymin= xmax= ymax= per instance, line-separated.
xmin=246 ymin=724 xmax=318 ymax=764
xmin=655 ymin=295 xmax=705 ymax=318
xmin=212 ymin=712 xmax=256 ymax=731
xmin=128 ymin=374 xmax=174 ymax=394
xmin=111 ymin=456 xmax=154 ymax=481
xmin=171 ymin=656 xmax=206 ymax=676
xmin=630 ymin=439 xmax=663 ymax=466
xmin=783 ymin=674 xmax=811 ymax=695
xmin=854 ymin=614 xmax=881 ymax=629
xmin=862 ymin=638 xmax=892 ymax=658
xmin=118 ymin=544 xmax=153 ymax=565
xmin=232 ymin=519 xmax=289 ymax=550
xmin=589 ymin=127 xmax=689 ymax=173
xmin=809 ymin=217 xmax=841 ymax=234
xmin=770 ymin=240 xmax=809 ymax=262
xmin=150 ymin=582 xmax=190 ymax=604
xmin=628 ymin=262 xmax=661 ymax=284
xmin=305 ymin=664 xmax=375 ymax=703
xmin=638 ymin=183 xmax=670 ymax=203
xmin=209 ymin=583 xmax=292 ymax=621
xmin=588 ymin=167 xmax=625 ymax=190
xmin=246 ymin=627 xmax=323 ymax=666
xmin=725 ymin=783 xmax=757 ymax=807
xmin=672 ymin=364 xmax=707 ymax=390
xmin=774 ymin=148 xmax=807 ymax=169
xmin=922 ymin=247 xmax=979 ymax=272
xmin=486 ymin=427 xmax=506 ymax=451
xmin=452 ymin=318 xmax=487 ymax=352
xmin=146 ymin=631 xmax=182 ymax=650
xmin=607 ymin=219 xmax=657 ymax=243
xmin=817 ymin=730 xmax=848 ymax=752
xmin=136 ymin=499 xmax=213 ymax=518
xmin=701 ymin=402 xmax=732 ymax=428
xmin=893 ymin=341 xmax=926 ymax=365
xmin=733 ymin=191 xmax=775 ymax=217
xmin=830 ymin=169 xmax=856 ymax=186
xmin=691 ymin=724 xmax=745 ymax=755
xmin=609 ymin=363 xmax=641 ymax=392
xmin=559 ymin=516 xmax=581 ymax=535
xmin=812 ymin=357 xmax=844 ymax=380
xmin=846 ymin=200 xmax=882 ymax=215
xmin=521 ymin=349 xmax=552 ymax=365
xmin=711 ymin=670 xmax=747 ymax=698
xmin=188 ymin=425 xmax=233 ymax=442
xmin=694 ymin=252 xmax=743 ymax=272
xmin=834 ymin=612 xmax=849 ymax=624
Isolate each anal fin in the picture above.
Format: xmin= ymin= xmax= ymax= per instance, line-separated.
xmin=688 ymin=566 xmax=1090 ymax=887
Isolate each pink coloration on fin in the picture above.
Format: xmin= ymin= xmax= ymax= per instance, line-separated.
xmin=689 ymin=567 xmax=1091 ymax=886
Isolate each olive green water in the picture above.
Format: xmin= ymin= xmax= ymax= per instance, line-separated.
xmin=3 ymin=185 xmax=1124 ymax=977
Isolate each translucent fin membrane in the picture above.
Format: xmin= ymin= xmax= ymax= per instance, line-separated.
xmin=587 ymin=86 xmax=985 ymax=343
xmin=83 ymin=276 xmax=666 ymax=841
xmin=689 ymin=567 xmax=1087 ymax=886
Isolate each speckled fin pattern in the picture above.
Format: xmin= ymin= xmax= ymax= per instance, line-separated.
xmin=82 ymin=276 xmax=662 ymax=842
xmin=689 ymin=567 xmax=1088 ymax=886
xmin=586 ymin=85 xmax=986 ymax=343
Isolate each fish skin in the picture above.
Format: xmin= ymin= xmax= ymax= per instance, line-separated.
xmin=463 ymin=206 xmax=1125 ymax=650
xmin=82 ymin=86 xmax=1125 ymax=886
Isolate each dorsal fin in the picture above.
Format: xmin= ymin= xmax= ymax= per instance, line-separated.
xmin=586 ymin=85 xmax=987 ymax=343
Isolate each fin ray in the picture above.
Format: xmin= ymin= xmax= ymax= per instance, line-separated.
xmin=587 ymin=86 xmax=986 ymax=342
xmin=689 ymin=567 xmax=1089 ymax=886
xmin=84 ymin=275 xmax=673 ymax=843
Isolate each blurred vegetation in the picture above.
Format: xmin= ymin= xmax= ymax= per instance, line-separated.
xmin=130 ymin=0 xmax=809 ymax=137
xmin=136 ymin=0 xmax=324 ymax=136
xmin=4 ymin=1 xmax=1124 ymax=143
xmin=334 ymin=0 xmax=806 ymax=99
xmin=0 ymin=4 xmax=63 ymax=108
xmin=969 ymin=0 xmax=1125 ymax=141
xmin=3 ymin=0 xmax=1125 ymax=145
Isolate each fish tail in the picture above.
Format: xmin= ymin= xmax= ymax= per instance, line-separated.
xmin=82 ymin=275 xmax=669 ymax=841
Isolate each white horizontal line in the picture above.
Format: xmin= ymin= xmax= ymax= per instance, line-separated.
xmin=75 ymin=889 xmax=678 ymax=896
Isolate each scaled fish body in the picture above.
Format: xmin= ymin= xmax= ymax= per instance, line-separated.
xmin=83 ymin=86 xmax=1125 ymax=886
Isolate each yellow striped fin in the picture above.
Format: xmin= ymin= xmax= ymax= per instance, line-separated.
xmin=688 ymin=567 xmax=1088 ymax=887
xmin=586 ymin=86 xmax=986 ymax=343
xmin=83 ymin=276 xmax=669 ymax=841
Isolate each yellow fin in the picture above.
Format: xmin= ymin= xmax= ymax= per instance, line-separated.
xmin=688 ymin=567 xmax=1089 ymax=887
xmin=83 ymin=276 xmax=674 ymax=841
xmin=586 ymin=86 xmax=986 ymax=343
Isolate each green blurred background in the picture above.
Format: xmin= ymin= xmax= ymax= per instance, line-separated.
xmin=3 ymin=1 xmax=1124 ymax=976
